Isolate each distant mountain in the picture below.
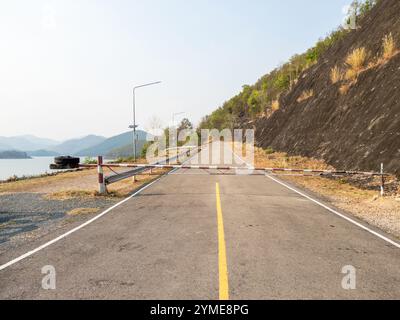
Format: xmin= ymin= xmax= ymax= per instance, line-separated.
xmin=0 ymin=135 xmax=60 ymax=151
xmin=19 ymin=135 xmax=59 ymax=147
xmin=0 ymin=131 xmax=151 ymax=158
xmin=0 ymin=150 xmax=31 ymax=159
xmin=27 ymin=150 xmax=60 ymax=157
xmin=0 ymin=142 xmax=11 ymax=151
xmin=106 ymin=141 xmax=147 ymax=158
xmin=49 ymin=135 xmax=106 ymax=155
xmin=76 ymin=131 xmax=150 ymax=157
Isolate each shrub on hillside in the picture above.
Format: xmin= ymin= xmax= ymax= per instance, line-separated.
xmin=382 ymin=33 xmax=396 ymax=60
xmin=297 ymin=90 xmax=314 ymax=103
xmin=345 ymin=47 xmax=368 ymax=80
xmin=271 ymin=100 xmax=280 ymax=111
xmin=330 ymin=66 xmax=343 ymax=84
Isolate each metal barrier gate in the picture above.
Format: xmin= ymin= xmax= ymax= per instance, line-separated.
xmin=50 ymin=147 xmax=387 ymax=195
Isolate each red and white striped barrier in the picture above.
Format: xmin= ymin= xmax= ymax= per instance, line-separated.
xmin=82 ymin=162 xmax=386 ymax=177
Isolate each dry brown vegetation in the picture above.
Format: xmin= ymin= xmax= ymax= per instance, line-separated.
xmin=0 ymin=166 xmax=168 ymax=199
xmin=330 ymin=65 xmax=343 ymax=84
xmin=382 ymin=33 xmax=397 ymax=60
xmin=67 ymin=208 xmax=100 ymax=216
xmin=271 ymin=100 xmax=280 ymax=111
xmin=339 ymin=83 xmax=351 ymax=95
xmin=345 ymin=47 xmax=368 ymax=81
xmin=254 ymin=147 xmax=333 ymax=170
xmin=0 ymin=169 xmax=96 ymax=194
xmin=297 ymin=89 xmax=314 ymax=103
xmin=337 ymin=34 xmax=398 ymax=95
xmin=45 ymin=190 xmax=100 ymax=200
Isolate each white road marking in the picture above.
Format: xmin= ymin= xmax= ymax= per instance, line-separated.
xmin=0 ymin=176 xmax=165 ymax=272
xmin=265 ymin=174 xmax=400 ymax=249
xmin=0 ymin=150 xmax=198 ymax=272
xmin=230 ymin=144 xmax=400 ymax=249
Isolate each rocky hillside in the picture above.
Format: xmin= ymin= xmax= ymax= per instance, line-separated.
xmin=201 ymin=0 xmax=399 ymax=176
xmin=254 ymin=0 xmax=400 ymax=176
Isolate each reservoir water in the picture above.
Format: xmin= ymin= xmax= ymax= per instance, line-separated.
xmin=0 ymin=157 xmax=74 ymax=181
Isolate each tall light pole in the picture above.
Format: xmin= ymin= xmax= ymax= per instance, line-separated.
xmin=130 ymin=81 xmax=161 ymax=162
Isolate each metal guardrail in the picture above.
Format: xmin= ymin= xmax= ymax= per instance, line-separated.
xmin=103 ymin=149 xmax=196 ymax=185
xmin=98 ymin=147 xmax=201 ymax=193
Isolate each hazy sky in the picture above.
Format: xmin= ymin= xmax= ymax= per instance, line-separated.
xmin=0 ymin=0 xmax=350 ymax=141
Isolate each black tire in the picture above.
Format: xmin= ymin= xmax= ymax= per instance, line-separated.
xmin=54 ymin=156 xmax=80 ymax=166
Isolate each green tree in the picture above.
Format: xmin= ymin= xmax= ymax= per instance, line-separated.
xmin=177 ymin=118 xmax=193 ymax=132
xmin=273 ymin=73 xmax=290 ymax=90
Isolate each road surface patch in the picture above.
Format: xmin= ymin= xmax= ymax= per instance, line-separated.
xmin=265 ymin=174 xmax=400 ymax=249
xmin=216 ymin=182 xmax=229 ymax=300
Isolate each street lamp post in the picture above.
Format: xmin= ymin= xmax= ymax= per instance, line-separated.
xmin=130 ymin=81 xmax=161 ymax=162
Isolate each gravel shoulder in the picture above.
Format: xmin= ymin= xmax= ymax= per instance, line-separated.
xmin=0 ymin=167 xmax=166 ymax=251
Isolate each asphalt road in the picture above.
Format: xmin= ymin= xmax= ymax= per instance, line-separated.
xmin=0 ymin=144 xmax=399 ymax=299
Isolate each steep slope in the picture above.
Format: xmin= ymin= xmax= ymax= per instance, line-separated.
xmin=201 ymin=0 xmax=399 ymax=176
xmin=254 ymin=0 xmax=400 ymax=175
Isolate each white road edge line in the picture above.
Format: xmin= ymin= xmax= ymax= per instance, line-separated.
xmin=230 ymin=145 xmax=400 ymax=249
xmin=0 ymin=174 xmax=168 ymax=272
xmin=265 ymin=174 xmax=400 ymax=249
xmin=0 ymin=152 xmax=189 ymax=272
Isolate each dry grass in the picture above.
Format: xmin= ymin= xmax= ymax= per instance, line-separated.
xmin=254 ymin=147 xmax=333 ymax=170
xmin=297 ymin=89 xmax=314 ymax=103
xmin=67 ymin=208 xmax=100 ymax=216
xmin=1 ymin=163 xmax=168 ymax=200
xmin=382 ymin=33 xmax=396 ymax=60
xmin=344 ymin=68 xmax=359 ymax=81
xmin=346 ymin=47 xmax=368 ymax=70
xmin=352 ymin=34 xmax=399 ymax=73
xmin=0 ymin=169 xmax=96 ymax=194
xmin=345 ymin=47 xmax=368 ymax=80
xmin=335 ymin=36 xmax=398 ymax=95
xmin=45 ymin=190 xmax=102 ymax=200
xmin=44 ymin=168 xmax=168 ymax=200
xmin=271 ymin=100 xmax=280 ymax=111
xmin=339 ymin=83 xmax=351 ymax=95
xmin=330 ymin=65 xmax=343 ymax=84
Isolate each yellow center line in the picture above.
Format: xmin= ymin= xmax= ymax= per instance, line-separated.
xmin=216 ymin=182 xmax=229 ymax=300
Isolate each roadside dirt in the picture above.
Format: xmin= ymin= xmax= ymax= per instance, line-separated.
xmin=0 ymin=167 xmax=167 ymax=197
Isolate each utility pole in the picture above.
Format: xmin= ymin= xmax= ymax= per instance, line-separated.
xmin=130 ymin=81 xmax=162 ymax=162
